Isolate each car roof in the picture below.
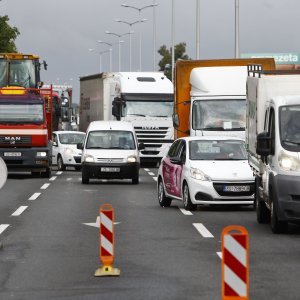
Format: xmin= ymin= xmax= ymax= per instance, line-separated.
xmin=178 ymin=136 xmax=245 ymax=142
xmin=53 ymin=131 xmax=85 ymax=134
xmin=87 ymin=121 xmax=134 ymax=132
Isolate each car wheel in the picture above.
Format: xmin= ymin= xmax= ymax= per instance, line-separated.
xmin=57 ymin=155 xmax=66 ymax=171
xmin=82 ymin=169 xmax=89 ymax=184
xmin=157 ymin=178 xmax=172 ymax=207
xmin=132 ymin=172 xmax=139 ymax=184
xmin=183 ymin=183 xmax=197 ymax=211
xmin=270 ymin=200 xmax=288 ymax=234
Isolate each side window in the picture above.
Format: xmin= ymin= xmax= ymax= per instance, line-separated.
xmin=179 ymin=141 xmax=186 ymax=163
xmin=267 ymin=108 xmax=275 ymax=155
xmin=52 ymin=134 xmax=58 ymax=144
xmin=168 ymin=140 xmax=181 ymax=158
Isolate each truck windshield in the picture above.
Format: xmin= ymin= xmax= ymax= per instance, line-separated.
xmin=280 ymin=105 xmax=300 ymax=151
xmin=192 ymin=99 xmax=246 ymax=130
xmin=86 ymin=130 xmax=136 ymax=150
xmin=124 ymin=101 xmax=173 ymax=117
xmin=0 ymin=59 xmax=37 ymax=88
xmin=0 ymin=103 xmax=44 ymax=124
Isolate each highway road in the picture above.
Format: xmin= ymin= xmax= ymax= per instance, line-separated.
xmin=0 ymin=167 xmax=299 ymax=300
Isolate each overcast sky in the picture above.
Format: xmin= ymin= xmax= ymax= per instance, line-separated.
xmin=1 ymin=0 xmax=300 ymax=102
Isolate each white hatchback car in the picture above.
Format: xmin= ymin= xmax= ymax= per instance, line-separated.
xmin=157 ymin=136 xmax=254 ymax=210
xmin=52 ymin=131 xmax=86 ymax=171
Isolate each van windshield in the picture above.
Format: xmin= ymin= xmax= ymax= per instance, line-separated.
xmin=86 ymin=130 xmax=136 ymax=150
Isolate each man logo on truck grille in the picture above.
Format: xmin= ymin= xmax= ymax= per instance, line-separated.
xmin=142 ymin=126 xmax=159 ymax=130
xmin=5 ymin=137 xmax=21 ymax=145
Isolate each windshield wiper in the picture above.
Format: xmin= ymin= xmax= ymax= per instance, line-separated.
xmin=282 ymin=139 xmax=300 ymax=145
xmin=127 ymin=113 xmax=146 ymax=117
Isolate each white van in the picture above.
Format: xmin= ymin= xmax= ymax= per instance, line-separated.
xmin=78 ymin=121 xmax=143 ymax=184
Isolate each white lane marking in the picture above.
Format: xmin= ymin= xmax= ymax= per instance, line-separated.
xmin=78 ymin=178 xmax=81 ymax=181
xmin=144 ymin=168 xmax=150 ymax=172
xmin=217 ymin=252 xmax=222 ymax=259
xmin=49 ymin=176 xmax=57 ymax=181
xmin=148 ymin=172 xmax=155 ymax=176
xmin=153 ymin=177 xmax=157 ymax=182
xmin=56 ymin=171 xmax=63 ymax=175
xmin=193 ymin=223 xmax=214 ymax=238
xmin=179 ymin=207 xmax=193 ymax=215
xmin=41 ymin=183 xmax=50 ymax=190
xmin=11 ymin=206 xmax=28 ymax=216
xmin=28 ymin=193 xmax=41 ymax=201
xmin=67 ymin=178 xmax=72 ymax=181
xmin=0 ymin=224 xmax=10 ymax=235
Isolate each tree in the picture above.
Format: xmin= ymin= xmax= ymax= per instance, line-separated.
xmin=158 ymin=42 xmax=191 ymax=80
xmin=0 ymin=15 xmax=20 ymax=52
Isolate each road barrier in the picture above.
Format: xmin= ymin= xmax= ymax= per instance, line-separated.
xmin=221 ymin=226 xmax=249 ymax=300
xmin=95 ymin=204 xmax=120 ymax=277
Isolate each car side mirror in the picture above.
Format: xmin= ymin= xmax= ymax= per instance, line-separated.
xmin=52 ymin=141 xmax=58 ymax=147
xmin=77 ymin=143 xmax=83 ymax=150
xmin=256 ymin=132 xmax=272 ymax=156
xmin=138 ymin=142 xmax=145 ymax=151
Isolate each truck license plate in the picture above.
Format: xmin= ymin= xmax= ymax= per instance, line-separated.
xmin=101 ymin=167 xmax=120 ymax=172
xmin=223 ymin=185 xmax=250 ymax=192
xmin=4 ymin=152 xmax=21 ymax=157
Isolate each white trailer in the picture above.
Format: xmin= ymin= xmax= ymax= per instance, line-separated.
xmin=246 ymin=65 xmax=300 ymax=233
xmin=79 ymin=72 xmax=174 ymax=163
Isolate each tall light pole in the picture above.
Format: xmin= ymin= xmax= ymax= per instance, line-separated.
xmin=196 ymin=0 xmax=200 ymax=59
xmin=235 ymin=0 xmax=240 ymax=58
xmin=89 ymin=48 xmax=111 ymax=73
xmin=171 ymin=0 xmax=175 ymax=83
xmin=121 ymin=3 xmax=158 ymax=71
xmin=115 ymin=19 xmax=146 ymax=71
xmin=98 ymin=41 xmax=113 ymax=72
xmin=105 ymin=31 xmax=131 ymax=71
xmin=153 ymin=0 xmax=157 ymax=71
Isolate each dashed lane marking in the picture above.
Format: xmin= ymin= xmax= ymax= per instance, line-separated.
xmin=67 ymin=178 xmax=72 ymax=181
xmin=153 ymin=177 xmax=157 ymax=182
xmin=49 ymin=176 xmax=57 ymax=181
xmin=179 ymin=207 xmax=193 ymax=215
xmin=11 ymin=206 xmax=28 ymax=216
xmin=0 ymin=224 xmax=10 ymax=235
xmin=56 ymin=171 xmax=63 ymax=175
xmin=144 ymin=168 xmax=150 ymax=172
xmin=28 ymin=192 xmax=41 ymax=201
xmin=148 ymin=172 xmax=155 ymax=176
xmin=217 ymin=252 xmax=222 ymax=259
xmin=40 ymin=183 xmax=50 ymax=190
xmin=193 ymin=223 xmax=214 ymax=238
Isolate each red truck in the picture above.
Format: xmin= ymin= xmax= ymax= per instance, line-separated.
xmin=0 ymin=53 xmax=60 ymax=177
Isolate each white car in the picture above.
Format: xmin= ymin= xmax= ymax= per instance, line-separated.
xmin=52 ymin=131 xmax=86 ymax=171
xmin=157 ymin=136 xmax=254 ymax=211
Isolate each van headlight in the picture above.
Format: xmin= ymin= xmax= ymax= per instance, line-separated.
xmin=127 ymin=155 xmax=137 ymax=163
xmin=83 ymin=154 xmax=95 ymax=163
xmin=190 ymin=167 xmax=211 ymax=181
xmin=278 ymin=151 xmax=300 ymax=171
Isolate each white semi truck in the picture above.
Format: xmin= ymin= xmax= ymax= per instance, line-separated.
xmin=246 ymin=65 xmax=300 ymax=233
xmin=79 ymin=72 xmax=174 ymax=163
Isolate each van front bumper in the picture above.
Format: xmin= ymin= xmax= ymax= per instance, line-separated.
xmin=273 ymin=174 xmax=300 ymax=222
xmin=82 ymin=162 xmax=139 ymax=179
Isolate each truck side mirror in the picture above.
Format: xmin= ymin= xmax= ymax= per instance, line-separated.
xmin=77 ymin=143 xmax=83 ymax=150
xmin=256 ymin=132 xmax=272 ymax=156
xmin=173 ymin=114 xmax=179 ymax=128
xmin=112 ymin=97 xmax=122 ymax=121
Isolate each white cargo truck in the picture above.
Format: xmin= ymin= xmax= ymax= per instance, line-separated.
xmin=79 ymin=72 xmax=174 ymax=163
xmin=246 ymin=65 xmax=300 ymax=233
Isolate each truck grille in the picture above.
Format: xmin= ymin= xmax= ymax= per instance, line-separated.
xmin=96 ymin=158 xmax=124 ymax=163
xmin=0 ymin=136 xmax=32 ymax=147
xmin=134 ymin=126 xmax=173 ymax=156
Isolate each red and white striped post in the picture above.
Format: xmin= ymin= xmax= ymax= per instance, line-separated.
xmin=221 ymin=225 xmax=249 ymax=300
xmin=94 ymin=204 xmax=120 ymax=276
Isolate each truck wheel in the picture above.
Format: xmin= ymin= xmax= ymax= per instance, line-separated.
xmin=270 ymin=200 xmax=288 ymax=234
xmin=132 ymin=172 xmax=139 ymax=184
xmin=158 ymin=178 xmax=172 ymax=207
xmin=183 ymin=183 xmax=197 ymax=211
xmin=255 ymin=178 xmax=270 ymax=223
xmin=41 ymin=167 xmax=51 ymax=178
xmin=57 ymin=155 xmax=66 ymax=171
xmin=82 ymin=169 xmax=89 ymax=184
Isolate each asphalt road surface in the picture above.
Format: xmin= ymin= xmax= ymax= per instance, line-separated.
xmin=0 ymin=167 xmax=299 ymax=299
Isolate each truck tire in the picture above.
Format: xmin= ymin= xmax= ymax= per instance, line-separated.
xmin=255 ymin=177 xmax=270 ymax=224
xmin=183 ymin=183 xmax=197 ymax=211
xmin=41 ymin=167 xmax=51 ymax=178
xmin=270 ymin=199 xmax=288 ymax=234
xmin=158 ymin=178 xmax=172 ymax=207
xmin=132 ymin=172 xmax=139 ymax=184
xmin=57 ymin=155 xmax=66 ymax=171
xmin=82 ymin=169 xmax=89 ymax=184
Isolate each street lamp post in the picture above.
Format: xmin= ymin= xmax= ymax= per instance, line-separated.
xmin=105 ymin=31 xmax=132 ymax=71
xmin=121 ymin=3 xmax=158 ymax=71
xmin=115 ymin=19 xmax=146 ymax=71
xmin=235 ymin=0 xmax=240 ymax=58
xmin=89 ymin=48 xmax=111 ymax=73
xmin=196 ymin=0 xmax=200 ymax=59
xmin=98 ymin=41 xmax=113 ymax=72
xmin=171 ymin=0 xmax=175 ymax=82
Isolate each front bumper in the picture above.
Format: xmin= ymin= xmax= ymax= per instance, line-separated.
xmin=272 ymin=174 xmax=300 ymax=222
xmin=188 ymin=177 xmax=254 ymax=205
xmin=82 ymin=162 xmax=139 ymax=179
xmin=62 ymin=154 xmax=82 ymax=166
xmin=0 ymin=147 xmax=51 ymax=171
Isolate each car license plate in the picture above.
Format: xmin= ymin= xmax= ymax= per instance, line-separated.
xmin=101 ymin=167 xmax=120 ymax=172
xmin=223 ymin=185 xmax=250 ymax=192
xmin=4 ymin=152 xmax=21 ymax=157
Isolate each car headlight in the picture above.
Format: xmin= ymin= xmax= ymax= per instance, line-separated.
xmin=127 ymin=155 xmax=137 ymax=163
xmin=190 ymin=167 xmax=211 ymax=181
xmin=36 ymin=151 xmax=47 ymax=157
xmin=278 ymin=151 xmax=300 ymax=171
xmin=84 ymin=154 xmax=95 ymax=163
xmin=64 ymin=147 xmax=76 ymax=155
